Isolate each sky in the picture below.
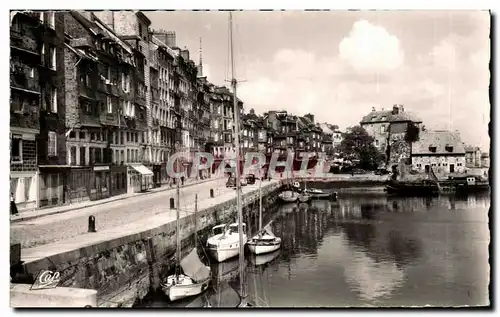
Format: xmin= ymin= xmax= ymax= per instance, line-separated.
xmin=145 ymin=10 xmax=491 ymax=151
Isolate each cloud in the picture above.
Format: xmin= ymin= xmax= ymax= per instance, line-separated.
xmin=338 ymin=20 xmax=405 ymax=73
xmin=237 ymin=16 xmax=490 ymax=151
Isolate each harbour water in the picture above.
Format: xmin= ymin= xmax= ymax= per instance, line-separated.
xmin=138 ymin=192 xmax=490 ymax=308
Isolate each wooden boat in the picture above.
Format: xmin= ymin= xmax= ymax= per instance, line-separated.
xmin=160 ymin=175 xmax=211 ymax=302
xmin=304 ymin=187 xmax=334 ymax=199
xmin=161 ymin=248 xmax=211 ymax=301
xmin=385 ymin=179 xmax=439 ymax=196
xmin=278 ymin=190 xmax=299 ymax=203
xmin=247 ymin=224 xmax=281 ymax=255
xmin=247 ymin=181 xmax=282 ymax=255
xmin=298 ymin=192 xmax=311 ymax=203
xmin=206 ymin=223 xmax=247 ymax=263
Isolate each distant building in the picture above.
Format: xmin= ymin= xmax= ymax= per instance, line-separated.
xmin=360 ymin=105 xmax=422 ymax=169
xmin=481 ymin=152 xmax=490 ymax=168
xmin=411 ymin=131 xmax=466 ymax=174
xmin=464 ymin=146 xmax=482 ymax=168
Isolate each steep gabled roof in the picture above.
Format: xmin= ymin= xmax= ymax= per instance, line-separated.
xmin=361 ymin=108 xmax=422 ymax=124
xmin=412 ymin=131 xmax=465 ymax=155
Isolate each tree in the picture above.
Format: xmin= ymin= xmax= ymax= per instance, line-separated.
xmin=338 ymin=125 xmax=385 ymax=170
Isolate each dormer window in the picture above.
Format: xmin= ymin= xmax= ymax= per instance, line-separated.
xmin=381 ymin=116 xmax=387 ymax=121
xmin=445 ymin=145 xmax=454 ymax=152
xmin=429 ymin=145 xmax=437 ymax=153
xmin=371 ymin=116 xmax=376 ymax=121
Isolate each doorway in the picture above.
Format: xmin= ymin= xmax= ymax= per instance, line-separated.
xmin=424 ymin=165 xmax=430 ymax=173
xmin=449 ymin=164 xmax=455 ymax=173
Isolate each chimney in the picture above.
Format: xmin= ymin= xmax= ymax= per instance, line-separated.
xmin=400 ymin=105 xmax=404 ymax=112
xmin=152 ymin=30 xmax=177 ymax=48
xmin=392 ymin=104 xmax=399 ymax=115
xmin=372 ymin=107 xmax=376 ymax=112
xmin=180 ymin=49 xmax=190 ymax=61
xmin=250 ymin=109 xmax=255 ymax=115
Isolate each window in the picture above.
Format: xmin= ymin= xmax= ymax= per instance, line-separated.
xmin=10 ymin=134 xmax=22 ymax=163
xmin=79 ymin=131 xmax=86 ymax=140
xmin=41 ymin=44 xmax=45 ymax=64
xmin=28 ymin=67 xmax=34 ymax=78
xmin=107 ymin=96 xmax=112 ymax=113
xmin=49 ymin=46 xmax=56 ymax=70
xmin=375 ymin=139 xmax=379 ymax=146
xmin=39 ymin=11 xmax=44 ymax=24
xmin=51 ymin=88 xmax=57 ymax=113
xmin=91 ymin=132 xmax=96 ymax=141
xmin=48 ymin=11 xmax=55 ymax=29
xmin=48 ymin=131 xmax=57 ymax=157
xmin=381 ymin=125 xmax=386 ymax=133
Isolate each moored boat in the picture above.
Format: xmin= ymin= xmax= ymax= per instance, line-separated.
xmin=247 ymin=226 xmax=281 ymax=255
xmin=298 ymin=192 xmax=311 ymax=203
xmin=207 ymin=223 xmax=248 ymax=262
xmin=278 ymin=190 xmax=299 ymax=203
xmin=160 ymin=248 xmax=211 ymax=301
xmin=161 ymin=174 xmax=211 ymax=302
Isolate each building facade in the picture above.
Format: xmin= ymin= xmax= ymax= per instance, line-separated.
xmin=411 ymin=131 xmax=466 ymax=175
xmin=360 ymin=104 xmax=422 ymax=168
xmin=464 ymin=146 xmax=482 ymax=168
xmin=10 ymin=11 xmax=45 ymax=210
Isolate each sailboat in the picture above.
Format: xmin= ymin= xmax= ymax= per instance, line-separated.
xmin=160 ymin=178 xmax=211 ymax=301
xmin=206 ymin=11 xmax=248 ymax=268
xmin=297 ymin=182 xmax=311 ymax=203
xmin=247 ymin=180 xmax=282 ymax=255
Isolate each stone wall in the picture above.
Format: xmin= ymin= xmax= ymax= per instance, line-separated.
xmin=23 ymin=181 xmax=282 ymax=307
xmin=388 ymin=132 xmax=410 ymax=168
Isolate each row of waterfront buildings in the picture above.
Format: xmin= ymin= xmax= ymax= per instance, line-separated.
xmin=9 ymin=10 xmax=343 ymax=211
xmin=9 ymin=10 xmax=489 ymax=211
xmin=359 ymin=105 xmax=489 ymax=177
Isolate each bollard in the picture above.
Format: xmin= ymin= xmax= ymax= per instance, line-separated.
xmin=170 ymin=198 xmax=175 ymax=209
xmin=88 ymin=215 xmax=96 ymax=233
xmin=210 ymin=189 xmax=214 ymax=198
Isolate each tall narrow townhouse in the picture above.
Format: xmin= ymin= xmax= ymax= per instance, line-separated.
xmin=150 ymin=32 xmax=178 ymax=184
xmin=64 ymin=11 xmax=149 ymax=200
xmin=92 ymin=11 xmax=155 ymax=190
xmin=36 ymin=11 xmax=68 ymax=208
xmin=10 ymin=11 xmax=45 ymax=210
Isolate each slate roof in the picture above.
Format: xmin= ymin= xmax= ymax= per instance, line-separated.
xmin=411 ymin=131 xmax=465 ymax=155
xmin=464 ymin=146 xmax=480 ymax=152
xmin=360 ymin=109 xmax=422 ymax=124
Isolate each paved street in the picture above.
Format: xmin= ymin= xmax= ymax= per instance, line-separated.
xmin=11 ymin=177 xmax=231 ymax=249
xmin=19 ymin=179 xmax=280 ymax=264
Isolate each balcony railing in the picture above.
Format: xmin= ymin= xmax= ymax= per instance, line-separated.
xmin=10 ymin=30 xmax=39 ymax=55
xmin=10 ymin=72 xmax=40 ymax=94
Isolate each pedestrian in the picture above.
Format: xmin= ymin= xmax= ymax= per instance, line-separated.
xmin=10 ymin=192 xmax=18 ymax=215
xmin=181 ymin=176 xmax=185 ymax=186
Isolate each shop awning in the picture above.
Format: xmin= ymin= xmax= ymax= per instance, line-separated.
xmin=129 ymin=164 xmax=153 ymax=176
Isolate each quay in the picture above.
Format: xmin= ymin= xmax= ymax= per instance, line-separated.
xmin=13 ymin=178 xmax=282 ymax=307
xmin=11 ymin=173 xmax=390 ymax=307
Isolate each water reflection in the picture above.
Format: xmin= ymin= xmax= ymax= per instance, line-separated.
xmin=140 ymin=194 xmax=489 ymax=307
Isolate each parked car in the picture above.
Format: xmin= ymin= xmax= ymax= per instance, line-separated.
xmin=226 ymin=176 xmax=248 ymax=188
xmin=374 ymin=169 xmax=390 ymax=175
xmin=246 ymin=174 xmax=256 ymax=185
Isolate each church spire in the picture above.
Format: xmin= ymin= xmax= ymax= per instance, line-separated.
xmin=197 ymin=37 xmax=203 ymax=77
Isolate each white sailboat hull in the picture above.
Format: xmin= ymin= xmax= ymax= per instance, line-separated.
xmin=161 ymin=274 xmax=210 ymax=302
xmin=247 ymin=243 xmax=281 ymax=255
xmin=208 ymin=237 xmax=247 ymax=262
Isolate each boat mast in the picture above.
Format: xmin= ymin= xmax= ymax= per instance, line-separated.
xmin=229 ymin=11 xmax=246 ymax=305
xmin=259 ymin=180 xmax=262 ymax=232
xmin=176 ymin=142 xmax=181 ymax=281
xmin=194 ymin=193 xmax=198 ymax=249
